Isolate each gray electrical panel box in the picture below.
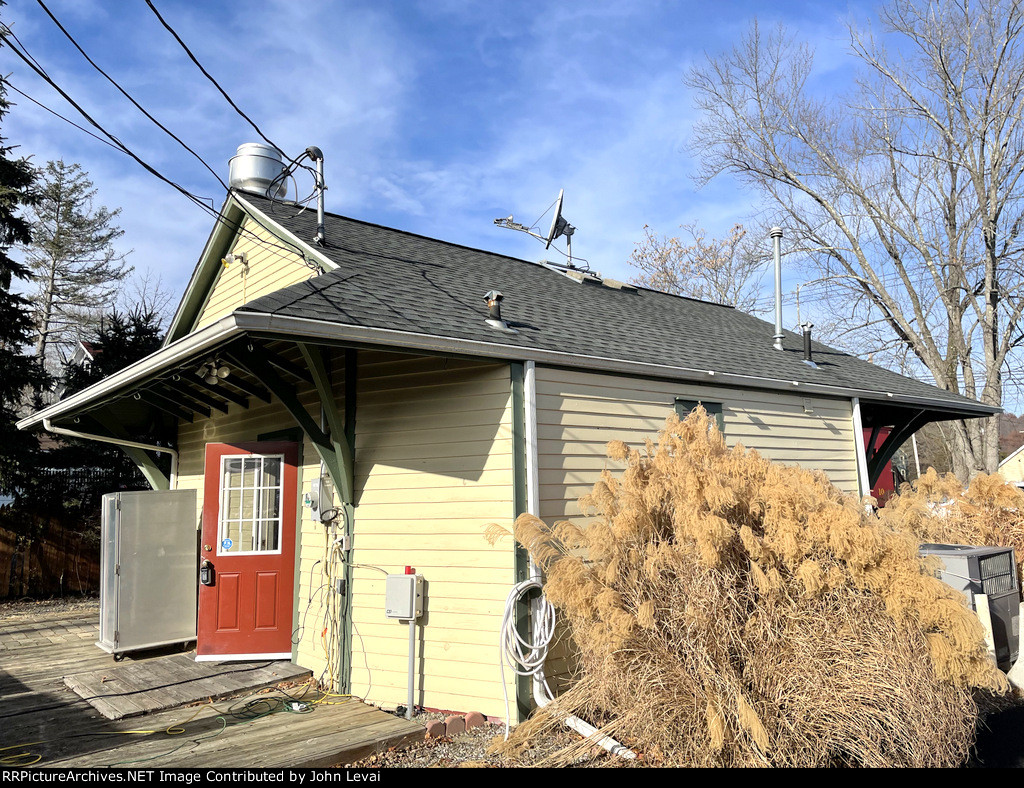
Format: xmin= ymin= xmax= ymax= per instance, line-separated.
xmin=919 ymin=543 xmax=1020 ymax=668
xmin=98 ymin=489 xmax=198 ymax=658
xmin=385 ymin=573 xmax=424 ymax=620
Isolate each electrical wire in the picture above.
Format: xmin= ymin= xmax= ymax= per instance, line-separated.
xmin=144 ymin=1 xmax=271 ymax=149
xmin=1 ymin=21 xmax=218 ymax=216
xmin=4 ymin=681 xmax=331 ymax=768
xmin=34 ymin=0 xmax=229 ymax=191
xmin=142 ymin=0 xmax=316 ymax=180
xmin=0 ymin=661 xmax=276 ymax=720
xmin=6 ymin=81 xmax=123 ymax=152
xmin=1 ymin=18 xmax=326 ymax=273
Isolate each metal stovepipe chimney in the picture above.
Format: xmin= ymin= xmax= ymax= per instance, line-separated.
xmin=771 ymin=226 xmax=784 ymax=351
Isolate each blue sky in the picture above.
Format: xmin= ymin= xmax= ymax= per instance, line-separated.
xmin=3 ymin=0 xmax=873 ymax=319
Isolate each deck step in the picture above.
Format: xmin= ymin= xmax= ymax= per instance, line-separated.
xmin=63 ymin=654 xmax=312 ymax=720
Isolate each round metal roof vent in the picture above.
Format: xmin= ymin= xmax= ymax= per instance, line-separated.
xmin=228 ymin=143 xmax=288 ymax=198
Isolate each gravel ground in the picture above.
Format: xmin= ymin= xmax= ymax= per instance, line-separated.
xmin=344 ymin=713 xmax=510 ymax=768
xmin=341 ymin=712 xmax=613 ymax=768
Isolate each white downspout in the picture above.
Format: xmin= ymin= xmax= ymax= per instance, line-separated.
xmin=524 ymin=361 xmax=544 ymax=700
xmin=522 ymin=361 xmax=635 ymax=759
xmin=43 ymin=418 xmax=178 ymax=489
xmin=851 ymin=398 xmax=870 ymax=499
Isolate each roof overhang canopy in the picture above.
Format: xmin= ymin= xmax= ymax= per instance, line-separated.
xmin=19 ymin=311 xmax=998 ymax=437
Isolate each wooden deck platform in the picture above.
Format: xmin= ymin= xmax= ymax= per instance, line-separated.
xmin=1 ymin=600 xmax=424 ymax=768
xmin=64 ymin=654 xmax=311 ymax=720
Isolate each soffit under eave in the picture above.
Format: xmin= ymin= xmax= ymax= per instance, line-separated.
xmin=858 ymin=399 xmax=999 ymax=429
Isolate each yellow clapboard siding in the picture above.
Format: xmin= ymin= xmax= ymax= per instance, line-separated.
xmin=356 ymin=468 xmax=513 ymax=491
xmin=355 ymin=484 xmax=513 ymax=506
xmin=352 ymin=533 xmax=510 ymax=551
xmin=354 ymin=423 xmax=513 ymax=450
xmin=534 ymin=366 xmax=859 ymax=523
xmin=357 ymin=407 xmax=511 ymax=432
xmin=352 ymin=455 xmax=513 ymax=476
xmin=194 ymin=217 xmax=316 ymax=329
xmin=354 ymin=439 xmax=515 ymax=464
xmin=345 ymin=354 xmax=515 ymax=717
xmin=349 ymin=620 xmax=508 ymax=649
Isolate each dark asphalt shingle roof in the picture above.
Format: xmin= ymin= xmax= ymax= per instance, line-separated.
xmin=237 ymin=193 xmax=990 ymax=414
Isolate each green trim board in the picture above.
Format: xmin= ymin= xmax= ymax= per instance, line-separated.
xmin=89 ymin=410 xmax=171 ymax=491
xmin=224 ymin=344 xmax=347 ymax=496
xmin=675 ymin=397 xmax=725 ymax=433
xmin=297 ymin=343 xmax=352 ymax=502
xmin=164 ymin=198 xmax=245 ymax=345
xmin=510 ymin=361 xmax=532 ymax=723
xmin=339 ymin=348 xmax=357 ymax=695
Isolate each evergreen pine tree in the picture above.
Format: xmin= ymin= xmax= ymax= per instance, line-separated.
xmin=0 ymin=64 xmax=46 ymax=515
xmin=27 ymin=159 xmax=132 ymax=378
xmin=42 ymin=307 xmax=164 ymax=524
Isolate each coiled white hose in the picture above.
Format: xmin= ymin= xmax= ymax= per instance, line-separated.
xmin=500 ymin=578 xmax=556 ymax=739
xmin=499 ymin=577 xmax=636 ymax=759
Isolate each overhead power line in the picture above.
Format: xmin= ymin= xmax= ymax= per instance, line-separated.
xmin=1 ymin=11 xmax=324 ymax=269
xmin=142 ymin=0 xmax=314 ymax=179
xmin=1 ymin=21 xmax=218 ymax=216
xmin=5 ymin=81 xmax=122 ymax=152
xmin=35 ymin=0 xmax=229 ymax=191
xmin=144 ymin=0 xmax=275 ymax=151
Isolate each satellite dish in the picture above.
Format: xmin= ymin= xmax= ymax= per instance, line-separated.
xmin=546 ymin=190 xmax=564 ymax=249
xmin=495 ymin=188 xmax=577 ymax=264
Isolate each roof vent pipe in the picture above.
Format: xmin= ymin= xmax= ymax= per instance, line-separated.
xmin=484 ymin=290 xmax=518 ymax=334
xmin=801 ymin=322 xmax=817 ymax=369
xmin=770 ymin=226 xmax=784 ymax=351
xmin=485 ymin=290 xmax=505 ymax=326
xmin=306 ymin=146 xmax=326 ymax=246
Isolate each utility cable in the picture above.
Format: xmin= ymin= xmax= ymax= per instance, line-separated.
xmin=4 ymin=682 xmax=327 ymax=768
xmin=499 ymin=578 xmax=556 ymax=740
xmin=144 ymin=0 xmax=275 ymax=155
xmin=6 ymin=81 xmax=123 ymax=152
xmin=1 ymin=22 xmax=325 ymax=272
xmin=142 ymin=0 xmax=316 ymax=179
xmin=34 ymin=0 xmax=229 ymax=191
xmin=1 ymin=22 xmax=219 ymax=216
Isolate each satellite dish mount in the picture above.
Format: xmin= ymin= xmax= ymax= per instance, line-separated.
xmin=494 ymin=189 xmax=577 ymax=266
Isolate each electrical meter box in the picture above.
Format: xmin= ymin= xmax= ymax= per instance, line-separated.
xmin=385 ymin=573 xmax=424 ymax=620
xmin=919 ymin=543 xmax=1020 ymax=669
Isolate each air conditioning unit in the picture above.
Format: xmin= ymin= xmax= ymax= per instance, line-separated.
xmin=919 ymin=543 xmax=1020 ymax=669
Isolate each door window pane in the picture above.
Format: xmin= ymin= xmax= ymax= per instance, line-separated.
xmin=218 ymin=453 xmax=285 ymax=554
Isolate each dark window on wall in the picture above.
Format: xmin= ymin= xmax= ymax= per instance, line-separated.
xmin=675 ymin=398 xmax=725 ymax=434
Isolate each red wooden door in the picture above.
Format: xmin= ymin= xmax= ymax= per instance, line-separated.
xmin=197 ymin=442 xmax=298 ymax=660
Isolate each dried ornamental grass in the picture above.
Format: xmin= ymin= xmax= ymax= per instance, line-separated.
xmin=494 ymin=410 xmax=1007 ymax=768
xmin=880 ymin=468 xmax=1024 ymax=590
